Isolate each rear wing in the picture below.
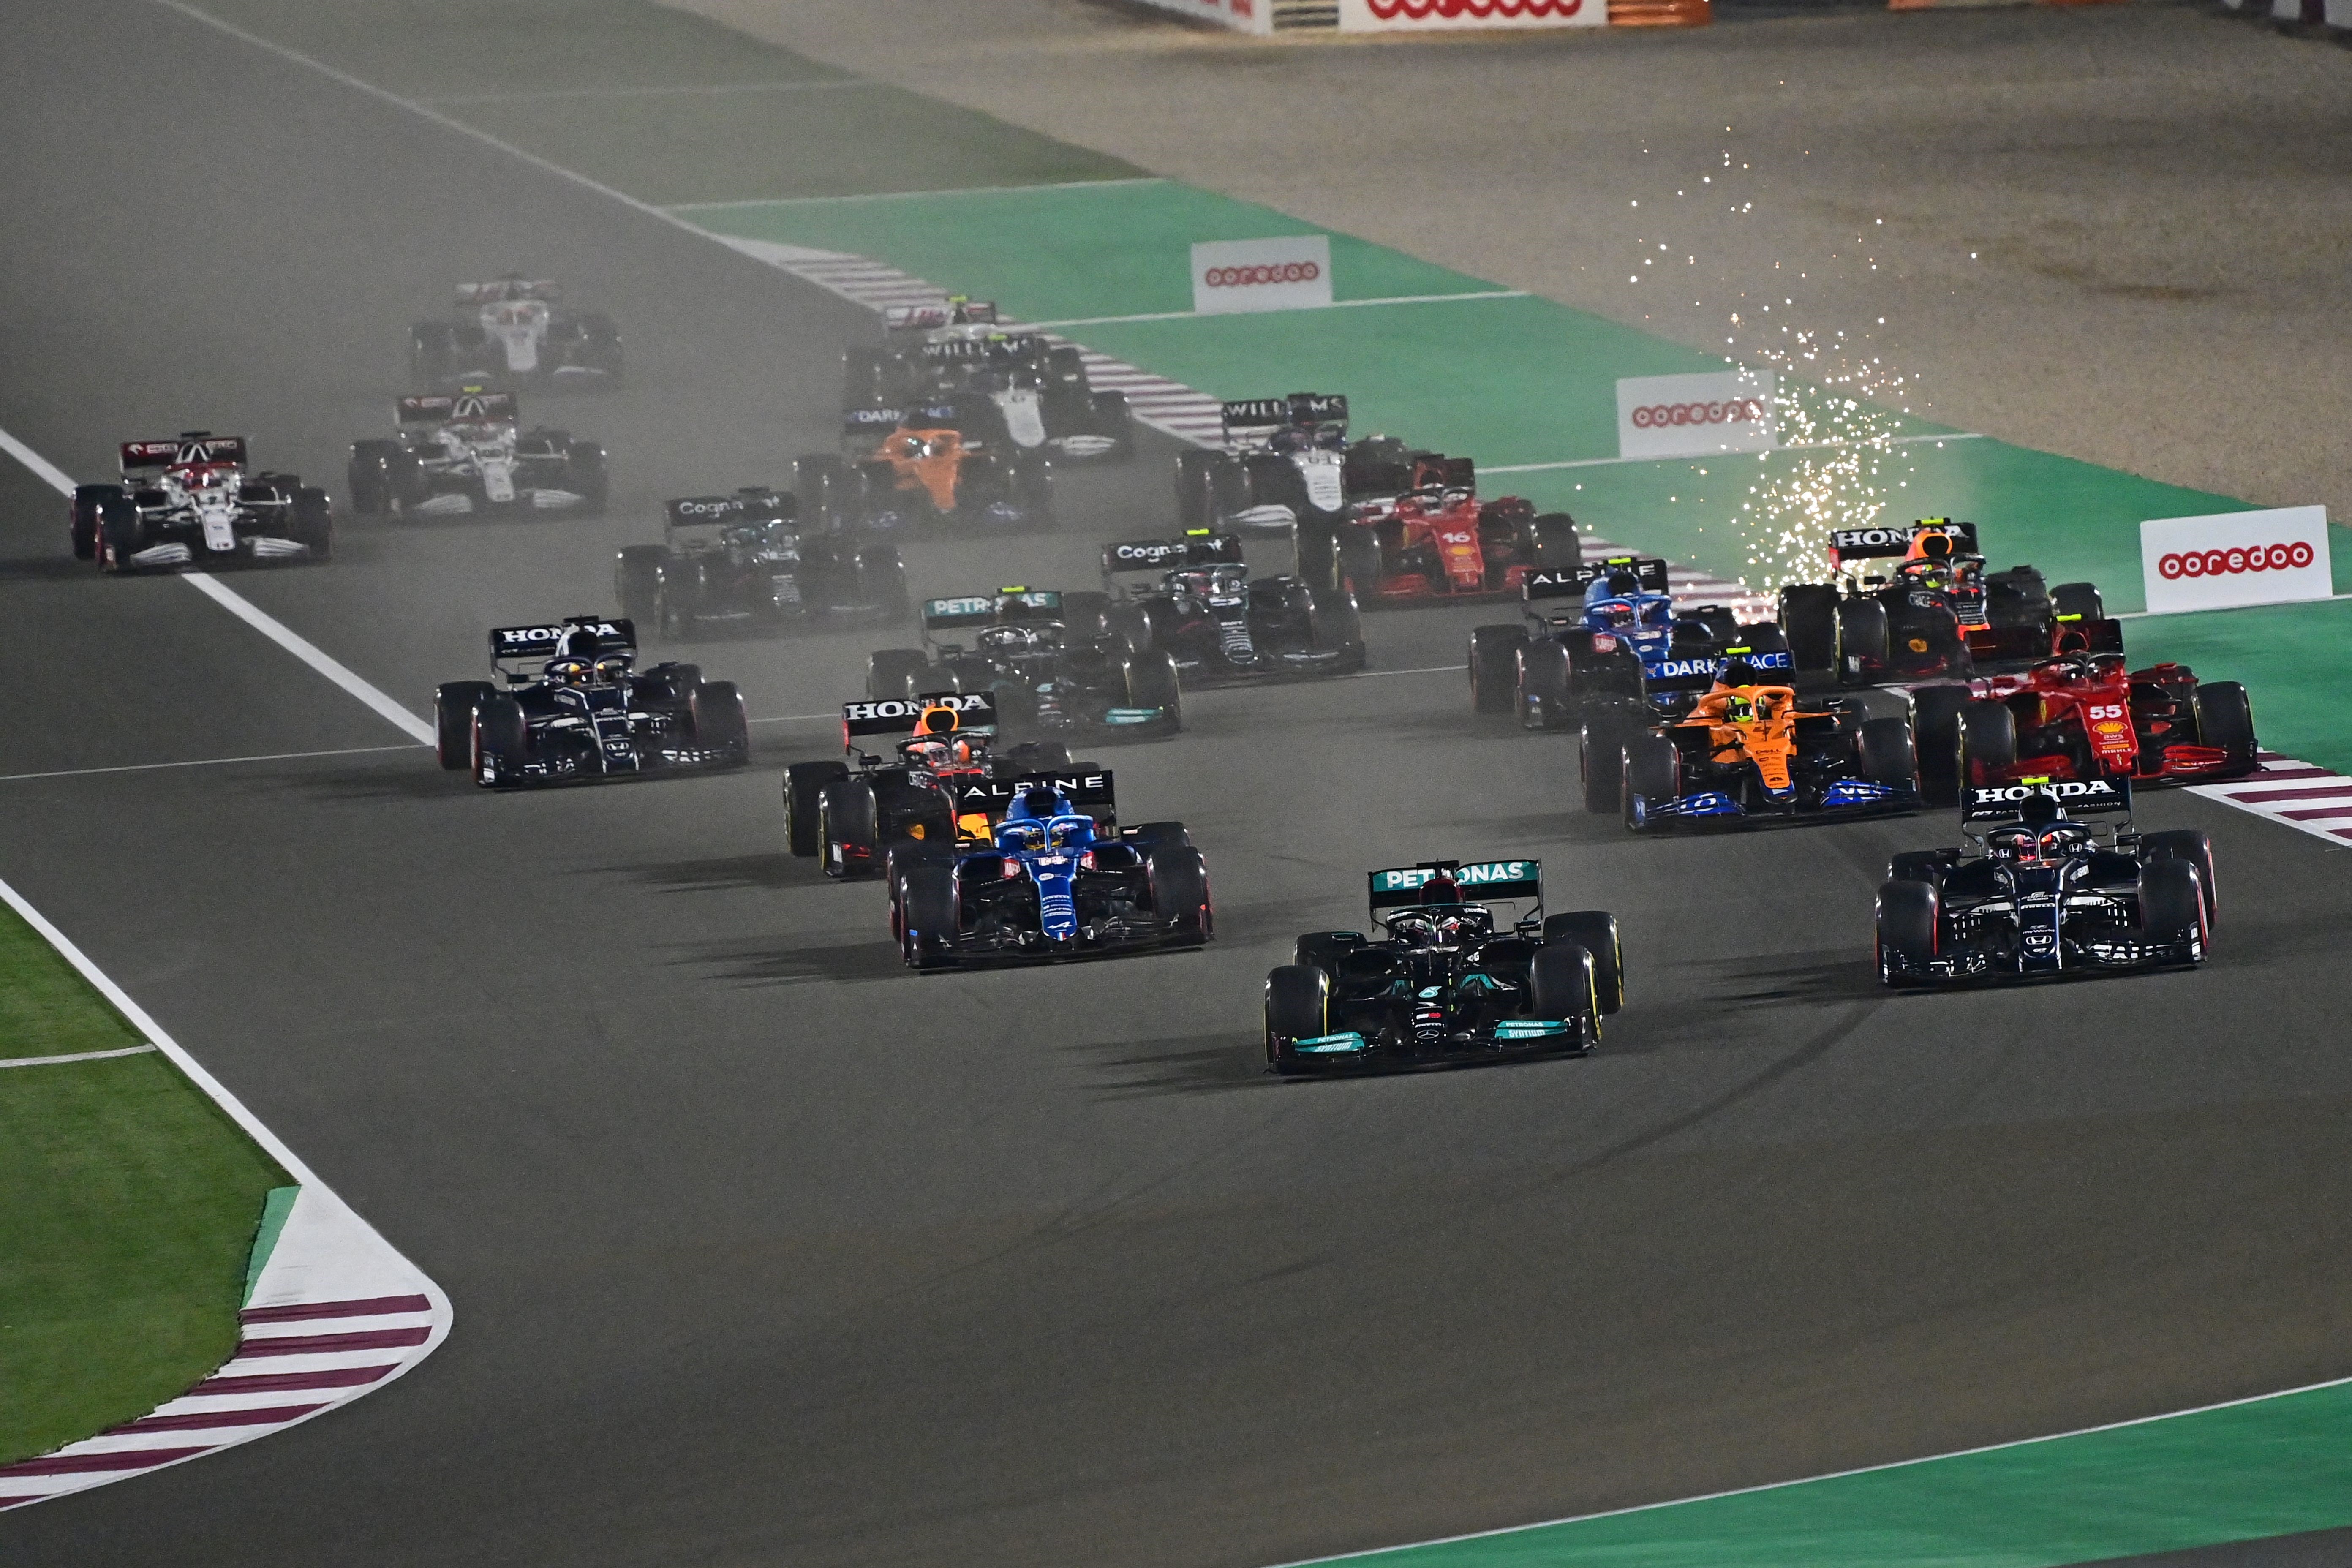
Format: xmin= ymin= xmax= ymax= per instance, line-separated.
xmin=920 ymin=595 xmax=1001 ymax=633
xmin=1367 ymin=859 xmax=1543 ymax=913
xmin=664 ymin=490 xmax=793 ymax=533
xmin=884 ymin=300 xmax=999 ymax=332
xmin=922 ymin=333 xmax=1043 ymax=363
xmin=400 ymin=390 xmax=517 ymax=425
xmin=844 ymin=401 xmax=958 ymax=440
xmin=1961 ymin=776 xmax=2133 ymax=827
xmin=1829 ymin=520 xmax=1980 ymax=569
xmin=841 ymin=691 xmax=999 ymax=748
xmin=1523 ymin=556 xmax=1670 ymax=605
xmin=1220 ymin=392 xmax=1348 ymax=445
xmin=945 ymin=768 xmax=1117 ymax=828
xmin=457 ymin=279 xmax=558 ymax=305
xmin=1102 ymin=531 xmax=1246 ymax=577
xmin=488 ymin=616 xmax=634 ymax=681
xmin=120 ymin=435 xmax=246 ymax=473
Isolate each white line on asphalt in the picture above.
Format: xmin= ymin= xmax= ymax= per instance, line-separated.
xmin=1024 ymin=291 xmax=1532 ymax=329
xmin=0 ymin=419 xmax=436 ymax=746
xmin=1482 ymin=430 xmax=1986 ymax=476
xmin=664 ymin=176 xmax=1170 ymax=212
xmin=180 ymin=575 xmax=435 ymax=744
xmin=1345 ymin=665 xmax=1461 ymax=680
xmin=0 ymin=745 xmax=424 ymax=785
xmin=0 ymin=1044 xmax=160 ymax=1069
xmin=424 ymin=79 xmax=877 ymax=104
xmin=749 ymin=712 xmax=837 ymax=725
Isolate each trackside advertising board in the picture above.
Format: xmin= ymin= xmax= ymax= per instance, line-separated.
xmin=1339 ymin=0 xmax=1603 ymax=27
xmin=1126 ymin=0 xmax=1271 ymax=30
xmin=1192 ymin=236 xmax=1333 ymax=316
xmin=2139 ymin=505 xmax=2332 ymax=615
xmin=1615 ymin=369 xmax=1777 ymax=461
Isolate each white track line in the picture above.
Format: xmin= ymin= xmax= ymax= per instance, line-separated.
xmin=666 ymin=176 xmax=1169 ymax=212
xmin=0 ymin=744 xmax=423 ymax=785
xmin=424 ymin=80 xmax=876 ymax=104
xmin=0 ymin=419 xmax=433 ymax=746
xmin=0 ymin=1044 xmax=160 ymax=1069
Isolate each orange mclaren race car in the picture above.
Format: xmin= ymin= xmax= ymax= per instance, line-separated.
xmin=792 ymin=400 xmax=1053 ymax=533
xmin=1587 ymin=666 xmax=1923 ymax=830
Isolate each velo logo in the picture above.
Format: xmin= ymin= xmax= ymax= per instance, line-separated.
xmin=2141 ymin=505 xmax=2332 ymax=615
xmin=1191 ymin=236 xmax=1333 ymax=316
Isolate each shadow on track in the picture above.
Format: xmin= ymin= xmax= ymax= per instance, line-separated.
xmin=1065 ymin=1030 xmax=1270 ymax=1098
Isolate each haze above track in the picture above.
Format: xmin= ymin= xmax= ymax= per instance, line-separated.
xmin=2 ymin=3 xmax=2349 ymax=1566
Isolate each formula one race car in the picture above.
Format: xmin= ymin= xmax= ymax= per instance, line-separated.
xmin=614 ymin=488 xmax=909 ymax=640
xmin=1588 ymin=667 xmax=1920 ymax=828
xmin=887 ymin=774 xmax=1211 ymax=969
xmin=1875 ymin=778 xmax=2213 ymax=986
xmin=1469 ymin=556 xmax=1790 ymax=730
xmin=347 ymin=389 xmax=608 ymax=517
xmin=1778 ymin=520 xmax=2113 ymax=681
xmin=783 ymin=691 xmax=1089 ymax=877
xmin=794 ymin=401 xmax=1053 ymax=534
xmin=842 ymin=301 xmax=1132 ymax=464
xmin=1315 ymin=478 xmax=1580 ymax=607
xmin=410 ymin=277 xmax=621 ymax=389
xmin=1263 ymin=859 xmax=1622 ymax=1075
xmin=1176 ymin=394 xmax=1362 ymax=535
xmin=1097 ymin=529 xmax=1364 ymax=683
xmin=71 ymin=433 xmax=332 ymax=571
xmin=865 ymin=589 xmax=1183 ymax=739
xmin=431 ymin=617 xmax=747 ymax=788
xmin=1909 ymin=651 xmax=2258 ymax=804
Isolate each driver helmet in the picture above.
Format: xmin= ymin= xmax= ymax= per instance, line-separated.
xmin=593 ymin=651 xmax=632 ymax=685
xmin=994 ymin=819 xmax=1045 ymax=852
xmin=2055 ymin=629 xmax=2091 ymax=656
xmin=544 ymin=656 xmax=593 ymax=689
xmin=1267 ymin=426 xmax=1308 ymax=455
xmin=946 ymin=734 xmax=989 ymax=768
xmin=1046 ymin=816 xmax=1094 ymax=850
xmin=1640 ymin=599 xmax=1673 ymax=627
xmin=1592 ymin=601 xmax=1637 ymax=630
xmin=1723 ymin=694 xmax=1756 ymax=723
xmin=1388 ymin=910 xmax=1438 ymax=947
xmin=1719 ymin=658 xmax=1760 ymax=689
xmin=1434 ymin=907 xmax=1492 ymax=947
xmin=903 ymin=738 xmax=951 ymax=772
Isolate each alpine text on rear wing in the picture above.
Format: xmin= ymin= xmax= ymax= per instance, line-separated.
xmin=1524 ymin=556 xmax=1671 ymax=604
xmin=950 ymin=769 xmax=1117 ymax=823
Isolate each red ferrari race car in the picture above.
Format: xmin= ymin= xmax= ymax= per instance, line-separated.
xmin=1308 ymin=475 xmax=1582 ymax=607
xmin=1910 ymin=651 xmax=2257 ymax=803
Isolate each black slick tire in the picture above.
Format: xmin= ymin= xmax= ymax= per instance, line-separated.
xmin=1544 ymin=911 xmax=1623 ymax=1014
xmin=784 ymin=761 xmax=848 ymax=857
xmin=434 ymin=681 xmax=495 ymax=771
xmin=1469 ymin=625 xmax=1527 ymax=714
xmin=1875 ymin=878 xmax=1939 ymax=986
xmin=1264 ymin=964 xmax=1330 ymax=1073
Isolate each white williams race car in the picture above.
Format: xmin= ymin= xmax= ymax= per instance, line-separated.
xmin=346 ymin=389 xmax=608 ymax=517
xmin=1176 ymin=394 xmax=1354 ymax=534
xmin=841 ymin=300 xmax=1133 ymax=465
xmin=71 ymin=433 xmax=331 ymax=571
xmin=411 ymin=276 xmax=622 ymax=389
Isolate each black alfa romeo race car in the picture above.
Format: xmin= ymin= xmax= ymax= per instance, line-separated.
xmin=615 ymin=488 xmax=909 ymax=640
xmin=347 ymin=389 xmax=607 ymax=518
xmin=432 ymin=617 xmax=748 ymax=788
xmin=1263 ymin=860 xmax=1624 ymax=1075
xmin=1875 ymin=777 xmax=2214 ymax=986
xmin=73 ymin=433 xmax=332 ymax=570
xmin=865 ymin=589 xmax=1182 ymax=740
xmin=1097 ymin=529 xmax=1364 ymax=684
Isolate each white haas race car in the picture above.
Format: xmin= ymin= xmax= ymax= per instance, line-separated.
xmin=346 ymin=389 xmax=608 ymax=517
xmin=410 ymin=277 xmax=621 ymax=389
xmin=71 ymin=433 xmax=331 ymax=571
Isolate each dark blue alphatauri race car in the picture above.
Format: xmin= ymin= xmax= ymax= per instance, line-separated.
xmin=1874 ymin=776 xmax=2214 ymax=986
xmin=1263 ymin=860 xmax=1624 ymax=1076
xmin=888 ymin=773 xmax=1211 ymax=969
xmin=1467 ymin=555 xmax=1791 ymax=730
xmin=432 ymin=617 xmax=748 ymax=788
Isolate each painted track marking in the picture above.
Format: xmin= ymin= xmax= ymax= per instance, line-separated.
xmin=667 ymin=176 xmax=1170 ymax=212
xmin=0 ymin=1044 xmax=159 ymax=1069
xmin=0 ymin=745 xmax=425 ymax=784
xmin=424 ymin=80 xmax=878 ymax=104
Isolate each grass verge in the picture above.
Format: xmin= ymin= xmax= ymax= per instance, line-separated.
xmin=0 ymin=902 xmax=286 ymax=1467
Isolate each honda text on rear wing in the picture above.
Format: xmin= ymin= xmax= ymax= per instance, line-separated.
xmin=1101 ymin=530 xmax=1247 ymax=577
xmin=1827 ymin=520 xmax=1981 ymax=570
xmin=120 ymin=434 xmax=247 ymax=474
xmin=840 ymin=691 xmax=1000 ymax=753
xmin=487 ymin=616 xmax=634 ymax=683
xmin=1961 ymin=775 xmax=2133 ymax=828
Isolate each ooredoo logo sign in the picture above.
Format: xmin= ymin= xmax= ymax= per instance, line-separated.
xmin=1616 ymin=369 xmax=1778 ymax=461
xmin=1191 ymin=236 xmax=1333 ymax=317
xmin=1339 ymin=0 xmax=1601 ymax=27
xmin=2140 ymin=505 xmax=2332 ymax=615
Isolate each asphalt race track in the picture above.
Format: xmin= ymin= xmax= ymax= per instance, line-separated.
xmin=5 ymin=3 xmax=2351 ymax=1565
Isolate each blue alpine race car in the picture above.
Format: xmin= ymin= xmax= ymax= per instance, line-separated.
xmin=886 ymin=773 xmax=1211 ymax=969
xmin=1467 ymin=555 xmax=1792 ymax=729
